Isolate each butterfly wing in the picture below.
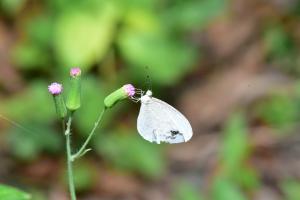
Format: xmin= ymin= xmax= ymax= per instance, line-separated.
xmin=137 ymin=97 xmax=193 ymax=144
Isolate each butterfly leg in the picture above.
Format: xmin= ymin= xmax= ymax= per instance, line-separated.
xmin=152 ymin=129 xmax=160 ymax=144
xmin=129 ymin=96 xmax=140 ymax=103
xmin=129 ymin=88 xmax=145 ymax=103
xmin=135 ymin=88 xmax=145 ymax=99
xmin=135 ymin=88 xmax=144 ymax=94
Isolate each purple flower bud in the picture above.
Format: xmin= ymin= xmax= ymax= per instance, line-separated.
xmin=48 ymin=82 xmax=63 ymax=95
xmin=123 ymin=84 xmax=135 ymax=97
xmin=70 ymin=67 xmax=81 ymax=77
xmin=104 ymin=84 xmax=136 ymax=108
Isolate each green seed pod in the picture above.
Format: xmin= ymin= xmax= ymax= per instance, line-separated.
xmin=104 ymin=84 xmax=135 ymax=109
xmin=53 ymin=94 xmax=67 ymax=118
xmin=66 ymin=68 xmax=81 ymax=111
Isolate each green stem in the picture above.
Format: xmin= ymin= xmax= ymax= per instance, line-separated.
xmin=72 ymin=108 xmax=106 ymax=161
xmin=64 ymin=115 xmax=77 ymax=200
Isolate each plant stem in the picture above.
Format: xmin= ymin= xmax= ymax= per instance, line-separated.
xmin=63 ymin=115 xmax=77 ymax=200
xmin=72 ymin=108 xmax=106 ymax=161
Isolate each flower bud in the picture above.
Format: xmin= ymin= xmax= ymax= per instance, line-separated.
xmin=48 ymin=82 xmax=67 ymax=118
xmin=66 ymin=67 xmax=81 ymax=111
xmin=104 ymin=84 xmax=135 ymax=109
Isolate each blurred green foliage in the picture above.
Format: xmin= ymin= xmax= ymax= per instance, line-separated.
xmin=27 ymin=190 xmax=47 ymax=200
xmin=94 ymin=130 xmax=165 ymax=179
xmin=7 ymin=124 xmax=62 ymax=161
xmin=221 ymin=113 xmax=250 ymax=174
xmin=281 ymin=180 xmax=300 ymax=200
xmin=0 ymin=82 xmax=55 ymax=123
xmin=264 ymin=26 xmax=294 ymax=59
xmin=6 ymin=0 xmax=226 ymax=84
xmin=72 ymin=160 xmax=97 ymax=192
xmin=211 ymin=177 xmax=246 ymax=200
xmin=6 ymin=0 xmax=300 ymax=199
xmin=255 ymin=93 xmax=299 ymax=130
xmin=254 ymin=81 xmax=300 ymax=132
xmin=0 ymin=184 xmax=31 ymax=200
xmin=173 ymin=181 xmax=203 ymax=200
xmin=210 ymin=113 xmax=260 ymax=200
xmin=1 ymin=0 xmax=300 ymax=197
xmin=0 ymin=0 xmax=226 ymax=178
xmin=0 ymin=0 xmax=27 ymax=16
xmin=73 ymin=77 xmax=117 ymax=136
xmin=164 ymin=0 xmax=226 ymax=32
xmin=264 ymin=24 xmax=300 ymax=75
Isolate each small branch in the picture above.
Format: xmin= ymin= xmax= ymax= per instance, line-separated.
xmin=71 ymin=108 xmax=106 ymax=161
xmin=64 ymin=115 xmax=77 ymax=200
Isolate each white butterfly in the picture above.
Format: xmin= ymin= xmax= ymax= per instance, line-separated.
xmin=135 ymin=90 xmax=193 ymax=144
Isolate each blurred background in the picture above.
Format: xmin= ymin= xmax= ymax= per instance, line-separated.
xmin=1 ymin=0 xmax=300 ymax=199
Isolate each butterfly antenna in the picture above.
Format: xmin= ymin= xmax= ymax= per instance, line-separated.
xmin=145 ymin=66 xmax=152 ymax=91
xmin=0 ymin=114 xmax=38 ymax=135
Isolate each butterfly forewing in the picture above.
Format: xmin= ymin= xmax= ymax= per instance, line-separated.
xmin=137 ymin=97 xmax=193 ymax=144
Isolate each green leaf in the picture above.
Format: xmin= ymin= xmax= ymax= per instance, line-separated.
xmin=0 ymin=81 xmax=56 ymax=123
xmin=173 ymin=181 xmax=203 ymax=200
xmin=255 ymin=94 xmax=298 ymax=130
xmin=0 ymin=0 xmax=26 ymax=16
xmin=221 ymin=113 xmax=249 ymax=174
xmin=233 ymin=166 xmax=260 ymax=190
xmin=7 ymin=123 xmax=63 ymax=161
xmin=164 ymin=0 xmax=227 ymax=31
xmin=281 ymin=180 xmax=300 ymax=200
xmin=0 ymin=185 xmax=31 ymax=200
xmin=94 ymin=130 xmax=165 ymax=179
xmin=12 ymin=13 xmax=53 ymax=70
xmin=115 ymin=0 xmax=160 ymax=10
xmin=264 ymin=26 xmax=294 ymax=59
xmin=26 ymin=14 xmax=53 ymax=48
xmin=118 ymin=30 xmax=196 ymax=85
xmin=211 ymin=177 xmax=247 ymax=200
xmin=13 ymin=43 xmax=49 ymax=70
xmin=74 ymin=77 xmax=118 ymax=136
xmin=122 ymin=9 xmax=162 ymax=34
xmin=54 ymin=1 xmax=119 ymax=69
xmin=72 ymin=160 xmax=96 ymax=192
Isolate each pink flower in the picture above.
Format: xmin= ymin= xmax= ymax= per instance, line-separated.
xmin=70 ymin=67 xmax=81 ymax=77
xmin=123 ymin=84 xmax=135 ymax=97
xmin=48 ymin=82 xmax=63 ymax=95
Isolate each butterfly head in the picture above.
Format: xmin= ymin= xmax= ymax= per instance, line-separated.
xmin=141 ymin=90 xmax=152 ymax=104
xmin=146 ymin=90 xmax=152 ymax=96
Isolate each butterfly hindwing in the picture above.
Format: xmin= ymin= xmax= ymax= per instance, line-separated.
xmin=137 ymin=97 xmax=193 ymax=144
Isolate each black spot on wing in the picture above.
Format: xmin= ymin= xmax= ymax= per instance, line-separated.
xmin=167 ymin=130 xmax=183 ymax=139
xmin=170 ymin=130 xmax=180 ymax=136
